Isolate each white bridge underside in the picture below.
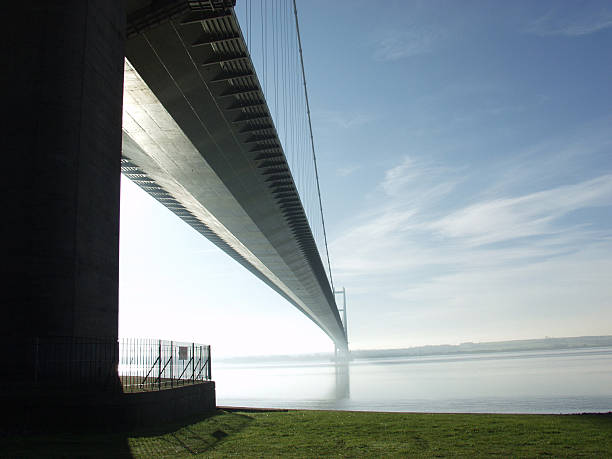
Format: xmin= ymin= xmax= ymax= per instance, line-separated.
xmin=121 ymin=4 xmax=346 ymax=348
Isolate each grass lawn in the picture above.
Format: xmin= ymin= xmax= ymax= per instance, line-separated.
xmin=2 ymin=409 xmax=611 ymax=458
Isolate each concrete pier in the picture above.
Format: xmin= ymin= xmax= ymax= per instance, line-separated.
xmin=4 ymin=1 xmax=126 ymax=388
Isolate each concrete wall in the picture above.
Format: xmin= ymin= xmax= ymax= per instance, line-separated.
xmin=4 ymin=1 xmax=125 ymax=384
xmin=121 ymin=382 xmax=217 ymax=429
xmin=2 ymin=382 xmax=216 ymax=432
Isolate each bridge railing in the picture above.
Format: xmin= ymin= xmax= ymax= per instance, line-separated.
xmin=119 ymin=338 xmax=212 ymax=392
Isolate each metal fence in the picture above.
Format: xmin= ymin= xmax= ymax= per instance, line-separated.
xmin=32 ymin=336 xmax=118 ymax=389
xmin=3 ymin=337 xmax=211 ymax=392
xmin=119 ymin=338 xmax=212 ymax=392
xmin=2 ymin=337 xmax=119 ymax=391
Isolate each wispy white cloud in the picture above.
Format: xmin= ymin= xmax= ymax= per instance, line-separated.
xmin=316 ymin=109 xmax=377 ymax=130
xmin=382 ymin=157 xmax=422 ymax=195
xmin=337 ymin=164 xmax=362 ymax=177
xmin=381 ymin=156 xmax=461 ymax=199
xmin=526 ymin=7 xmax=612 ymax=36
xmin=374 ymin=26 xmax=444 ymax=61
xmin=331 ymin=156 xmax=463 ymax=277
xmin=331 ymin=135 xmax=612 ymax=307
xmin=429 ymin=175 xmax=612 ymax=246
xmin=328 ymin=113 xmax=612 ymax=348
xmin=482 ymin=117 xmax=612 ymax=198
xmin=390 ymin=242 xmax=612 ymax=338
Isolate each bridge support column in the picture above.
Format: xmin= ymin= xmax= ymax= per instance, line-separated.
xmin=4 ymin=1 xmax=126 ymax=391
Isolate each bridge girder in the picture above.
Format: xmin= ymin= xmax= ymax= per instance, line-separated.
xmin=124 ymin=0 xmax=347 ymax=349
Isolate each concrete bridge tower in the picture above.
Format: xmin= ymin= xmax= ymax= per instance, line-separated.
xmin=4 ymin=0 xmax=126 ymax=390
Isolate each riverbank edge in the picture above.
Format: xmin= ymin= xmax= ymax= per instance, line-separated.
xmin=218 ymin=405 xmax=612 ymax=415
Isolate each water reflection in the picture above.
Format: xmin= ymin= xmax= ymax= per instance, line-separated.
xmin=334 ymin=361 xmax=350 ymax=400
xmin=215 ymin=348 xmax=612 ymax=413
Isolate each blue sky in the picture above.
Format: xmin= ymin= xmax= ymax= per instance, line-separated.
xmin=120 ymin=1 xmax=612 ymax=356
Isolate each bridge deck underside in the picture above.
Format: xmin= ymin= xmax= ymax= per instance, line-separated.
xmin=123 ymin=1 xmax=346 ymax=348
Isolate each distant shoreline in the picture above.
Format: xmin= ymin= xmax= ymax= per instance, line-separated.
xmin=218 ymin=334 xmax=612 ymax=363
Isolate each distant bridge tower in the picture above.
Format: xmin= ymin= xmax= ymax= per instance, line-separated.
xmin=334 ymin=288 xmax=349 ymax=360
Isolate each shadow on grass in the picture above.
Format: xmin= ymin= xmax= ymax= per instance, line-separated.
xmin=127 ymin=410 xmax=255 ymax=457
xmin=0 ymin=399 xmax=133 ymax=458
xmin=0 ymin=429 xmax=133 ymax=458
xmin=0 ymin=410 xmax=253 ymax=458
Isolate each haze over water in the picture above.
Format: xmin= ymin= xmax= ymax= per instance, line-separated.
xmin=215 ymin=347 xmax=612 ymax=414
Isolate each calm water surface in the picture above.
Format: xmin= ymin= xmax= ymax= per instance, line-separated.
xmin=215 ymin=347 xmax=612 ymax=413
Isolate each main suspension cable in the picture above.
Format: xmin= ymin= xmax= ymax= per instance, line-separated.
xmin=292 ymin=0 xmax=335 ymax=293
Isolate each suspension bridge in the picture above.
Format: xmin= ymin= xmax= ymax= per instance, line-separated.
xmin=4 ymin=0 xmax=347 ymax=429
xmin=122 ymin=0 xmax=347 ymax=349
xmin=5 ymin=1 xmax=347 ymax=420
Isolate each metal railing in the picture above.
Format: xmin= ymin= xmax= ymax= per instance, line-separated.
xmin=2 ymin=337 xmax=211 ymax=392
xmin=119 ymin=338 xmax=211 ymax=392
xmin=2 ymin=337 xmax=119 ymax=391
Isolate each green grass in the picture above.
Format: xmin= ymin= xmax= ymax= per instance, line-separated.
xmin=2 ymin=410 xmax=611 ymax=458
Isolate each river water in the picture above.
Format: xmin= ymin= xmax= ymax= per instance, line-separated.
xmin=215 ymin=347 xmax=612 ymax=413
